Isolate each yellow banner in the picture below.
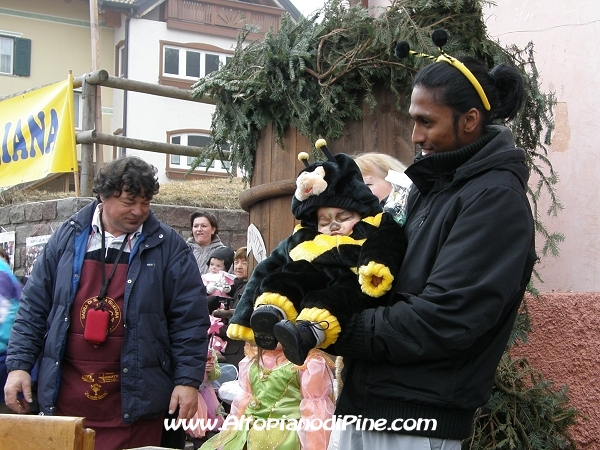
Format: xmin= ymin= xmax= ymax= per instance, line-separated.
xmin=0 ymin=75 xmax=77 ymax=188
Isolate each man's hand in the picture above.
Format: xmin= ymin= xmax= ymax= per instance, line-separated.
xmin=168 ymin=385 xmax=198 ymax=420
xmin=4 ymin=370 xmax=33 ymax=414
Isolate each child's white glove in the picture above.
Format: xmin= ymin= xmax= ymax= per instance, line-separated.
xmin=214 ymin=274 xmax=231 ymax=293
xmin=206 ymin=282 xmax=216 ymax=294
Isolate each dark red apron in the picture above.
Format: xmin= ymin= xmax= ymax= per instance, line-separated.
xmin=56 ymin=258 xmax=163 ymax=450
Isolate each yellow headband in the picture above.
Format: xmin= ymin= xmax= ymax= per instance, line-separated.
xmin=397 ymin=30 xmax=492 ymax=111
xmin=436 ymin=53 xmax=491 ymax=111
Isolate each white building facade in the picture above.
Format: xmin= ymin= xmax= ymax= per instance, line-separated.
xmin=104 ymin=0 xmax=299 ymax=184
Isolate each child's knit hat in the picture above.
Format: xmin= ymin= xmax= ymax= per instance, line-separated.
xmin=207 ymin=246 xmax=235 ymax=271
xmin=291 ymin=140 xmax=382 ymax=227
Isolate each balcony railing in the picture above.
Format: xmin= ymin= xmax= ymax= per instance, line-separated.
xmin=166 ymin=0 xmax=284 ymax=38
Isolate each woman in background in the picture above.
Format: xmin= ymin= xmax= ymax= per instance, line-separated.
xmin=213 ymin=247 xmax=249 ymax=368
xmin=230 ymin=247 xmax=249 ymax=308
xmin=353 ymin=152 xmax=407 ymax=204
xmin=187 ymin=211 xmax=226 ymax=275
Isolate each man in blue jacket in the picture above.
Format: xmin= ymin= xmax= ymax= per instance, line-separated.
xmin=4 ymin=156 xmax=209 ymax=450
xmin=332 ymin=52 xmax=536 ymax=447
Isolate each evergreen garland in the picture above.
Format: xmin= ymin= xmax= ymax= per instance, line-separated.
xmin=467 ymin=354 xmax=579 ymax=450
xmin=191 ymin=0 xmax=578 ymax=447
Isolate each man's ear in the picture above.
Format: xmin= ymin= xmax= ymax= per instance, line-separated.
xmin=463 ymin=107 xmax=482 ymax=134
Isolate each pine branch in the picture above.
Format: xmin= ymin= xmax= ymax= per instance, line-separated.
xmin=467 ymin=354 xmax=579 ymax=449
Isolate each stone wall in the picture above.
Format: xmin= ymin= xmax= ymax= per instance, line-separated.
xmin=0 ymin=197 xmax=249 ymax=277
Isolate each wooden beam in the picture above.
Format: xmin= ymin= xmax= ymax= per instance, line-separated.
xmin=238 ymin=179 xmax=295 ymax=212
xmin=73 ymin=70 xmax=215 ymax=104
xmin=76 ymin=130 xmax=204 ymax=157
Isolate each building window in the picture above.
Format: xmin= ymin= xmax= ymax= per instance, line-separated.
xmin=164 ymin=47 xmax=179 ymax=75
xmin=186 ymin=50 xmax=201 ymax=78
xmin=187 ymin=135 xmax=212 ymax=169
xmin=0 ymin=35 xmax=31 ymax=76
xmin=161 ymin=43 xmax=230 ymax=81
xmin=205 ymin=53 xmax=220 ymax=75
xmin=168 ymin=132 xmax=232 ymax=174
xmin=0 ymin=36 xmax=13 ymax=74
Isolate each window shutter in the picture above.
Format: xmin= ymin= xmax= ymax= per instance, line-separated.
xmin=13 ymin=38 xmax=31 ymax=76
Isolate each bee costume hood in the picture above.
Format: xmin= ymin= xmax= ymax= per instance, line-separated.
xmin=291 ymin=139 xmax=382 ymax=227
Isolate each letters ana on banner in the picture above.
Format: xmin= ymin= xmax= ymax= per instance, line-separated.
xmin=0 ymin=74 xmax=77 ymax=188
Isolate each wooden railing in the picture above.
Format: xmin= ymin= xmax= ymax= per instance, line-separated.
xmin=166 ymin=0 xmax=284 ymax=38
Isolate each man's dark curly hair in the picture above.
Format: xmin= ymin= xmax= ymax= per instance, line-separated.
xmin=92 ymin=156 xmax=160 ymax=201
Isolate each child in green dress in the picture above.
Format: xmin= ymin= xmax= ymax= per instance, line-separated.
xmin=200 ymin=343 xmax=335 ymax=450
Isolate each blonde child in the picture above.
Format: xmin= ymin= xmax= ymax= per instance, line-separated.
xmin=200 ymin=343 xmax=335 ymax=450
xmin=353 ymin=152 xmax=407 ymax=204
xmin=188 ymin=341 xmax=225 ymax=447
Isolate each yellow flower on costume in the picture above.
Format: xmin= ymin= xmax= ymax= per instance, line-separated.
xmin=358 ymin=261 xmax=394 ymax=297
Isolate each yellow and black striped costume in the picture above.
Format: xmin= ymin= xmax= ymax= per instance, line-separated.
xmin=228 ymin=211 xmax=406 ymax=348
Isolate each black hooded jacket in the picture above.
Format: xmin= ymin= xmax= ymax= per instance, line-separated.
xmin=333 ymin=126 xmax=536 ymax=440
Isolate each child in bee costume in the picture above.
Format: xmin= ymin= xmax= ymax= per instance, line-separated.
xmin=227 ymin=140 xmax=407 ymax=365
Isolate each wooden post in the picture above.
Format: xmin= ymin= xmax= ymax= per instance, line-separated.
xmin=73 ymin=172 xmax=80 ymax=197
xmin=80 ymin=75 xmax=97 ymax=197
xmin=89 ymin=0 xmax=104 ymax=169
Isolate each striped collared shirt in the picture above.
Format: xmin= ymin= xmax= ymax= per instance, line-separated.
xmin=86 ymin=204 xmax=143 ymax=262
